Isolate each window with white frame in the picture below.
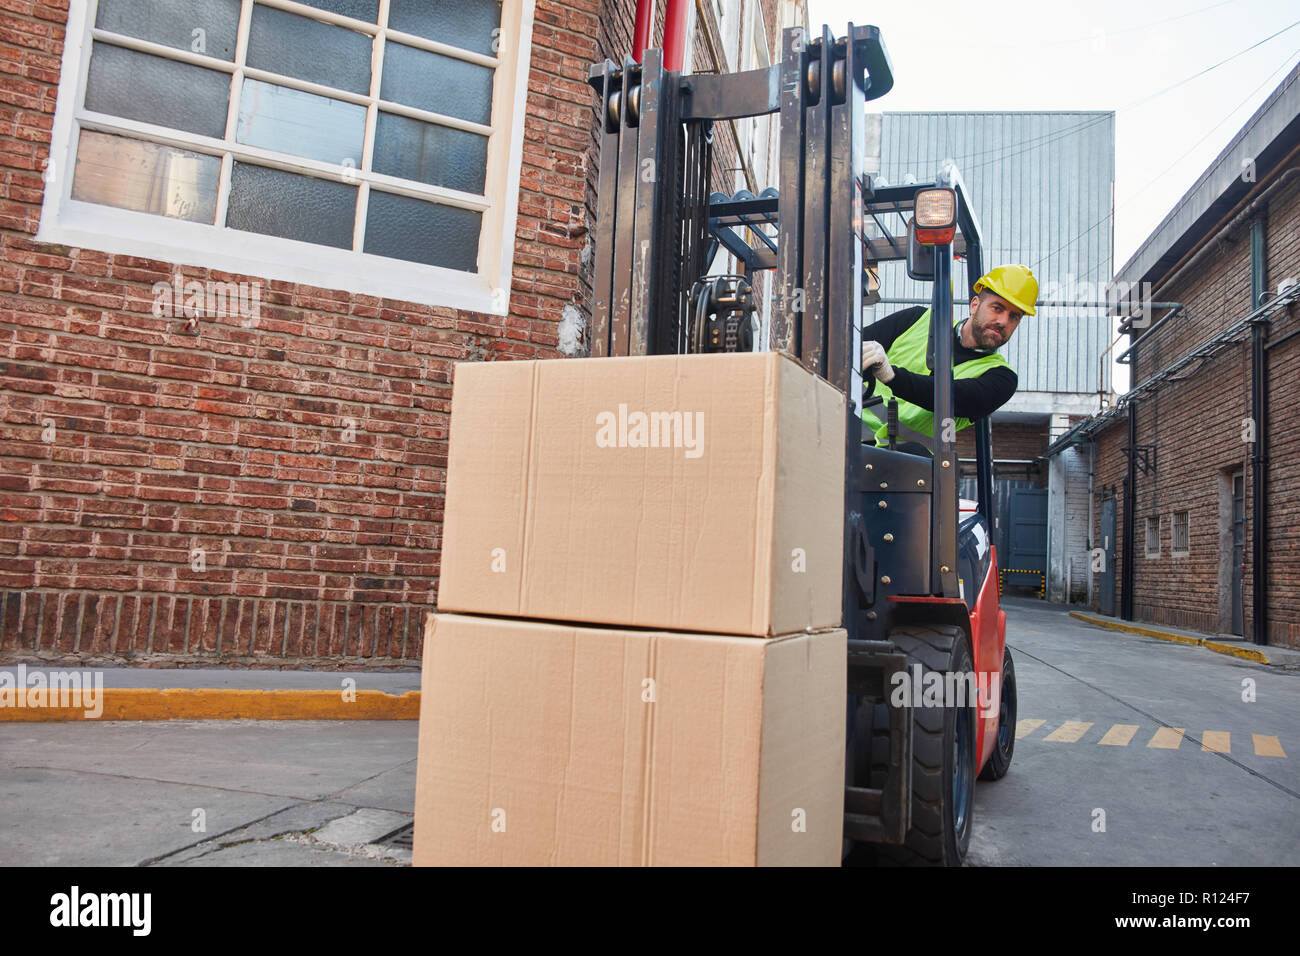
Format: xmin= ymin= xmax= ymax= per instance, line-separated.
xmin=1171 ymin=510 xmax=1190 ymax=556
xmin=1144 ymin=515 xmax=1161 ymax=558
xmin=740 ymin=1 xmax=770 ymax=188
xmin=715 ymin=0 xmax=740 ymax=72
xmin=39 ymin=0 xmax=535 ymax=314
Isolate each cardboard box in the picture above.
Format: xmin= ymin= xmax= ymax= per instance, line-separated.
xmin=437 ymin=351 xmax=846 ymax=637
xmin=413 ymin=613 xmax=847 ymax=866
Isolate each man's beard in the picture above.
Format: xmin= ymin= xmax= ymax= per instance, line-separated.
xmin=970 ymin=306 xmax=1004 ymax=349
xmin=967 ymin=315 xmax=1001 ymax=350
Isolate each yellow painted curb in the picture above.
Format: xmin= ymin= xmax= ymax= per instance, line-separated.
xmin=1203 ymin=640 xmax=1270 ymax=662
xmin=1069 ymin=612 xmax=1270 ymax=664
xmin=0 ymin=688 xmax=421 ymax=721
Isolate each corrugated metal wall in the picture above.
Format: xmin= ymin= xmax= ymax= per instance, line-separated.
xmin=866 ymin=111 xmax=1115 ymax=396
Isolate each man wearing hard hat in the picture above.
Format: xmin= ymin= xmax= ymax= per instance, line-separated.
xmin=860 ymin=264 xmax=1038 ymax=452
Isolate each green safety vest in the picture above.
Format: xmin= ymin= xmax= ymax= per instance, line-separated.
xmin=862 ymin=309 xmax=1012 ymax=444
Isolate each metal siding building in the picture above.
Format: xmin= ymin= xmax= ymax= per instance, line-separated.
xmin=864 ymin=111 xmax=1115 ymax=603
xmin=866 ymin=111 xmax=1116 ymax=407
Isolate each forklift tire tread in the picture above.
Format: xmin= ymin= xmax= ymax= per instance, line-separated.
xmin=876 ymin=624 xmax=976 ymax=867
xmin=979 ymin=646 xmax=1017 ymax=781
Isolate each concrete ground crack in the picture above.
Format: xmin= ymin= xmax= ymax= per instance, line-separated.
xmin=140 ymin=799 xmax=362 ymax=866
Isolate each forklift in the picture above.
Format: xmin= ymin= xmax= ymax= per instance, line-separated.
xmin=587 ymin=23 xmax=1017 ymax=866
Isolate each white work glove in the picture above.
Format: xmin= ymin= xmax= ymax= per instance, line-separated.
xmin=862 ymin=341 xmax=895 ymax=383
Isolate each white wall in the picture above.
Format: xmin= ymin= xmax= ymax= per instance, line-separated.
xmin=1047 ymin=441 xmax=1092 ymax=603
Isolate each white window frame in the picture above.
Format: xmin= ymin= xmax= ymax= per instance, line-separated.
xmin=1144 ymin=515 xmax=1161 ymax=559
xmin=682 ymin=0 xmax=697 ymax=73
xmin=715 ymin=0 xmax=739 ymax=73
xmin=1171 ymin=510 xmax=1190 ymax=556
xmin=780 ymin=0 xmax=808 ymax=36
xmin=739 ymin=0 xmax=770 ymax=188
xmin=39 ymin=0 xmax=536 ymax=315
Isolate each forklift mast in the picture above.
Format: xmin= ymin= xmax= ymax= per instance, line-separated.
xmin=587 ymin=26 xmax=1004 ymax=849
xmin=586 ymin=25 xmax=994 ymax=647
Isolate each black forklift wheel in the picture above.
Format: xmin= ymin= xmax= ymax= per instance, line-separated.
xmin=978 ymin=646 xmax=1017 ymax=781
xmin=872 ymin=625 xmax=977 ymax=867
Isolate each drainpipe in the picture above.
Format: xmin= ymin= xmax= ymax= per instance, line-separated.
xmin=1121 ymin=400 xmax=1136 ymax=621
xmin=1249 ymin=218 xmax=1269 ymax=645
xmin=1097 ymin=329 xmax=1128 ymax=410
xmin=1088 ymin=439 xmax=1095 ymax=607
xmin=633 ymin=0 xmax=654 ymax=62
xmin=663 ymin=0 xmax=690 ymax=71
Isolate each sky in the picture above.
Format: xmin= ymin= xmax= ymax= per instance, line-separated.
xmin=808 ymin=0 xmax=1298 ymax=392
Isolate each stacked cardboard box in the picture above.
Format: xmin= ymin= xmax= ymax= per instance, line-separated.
xmin=416 ymin=351 xmax=849 ymax=865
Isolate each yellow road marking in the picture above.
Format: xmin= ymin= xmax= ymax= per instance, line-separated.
xmin=1043 ymin=720 xmax=1094 ymax=742
xmin=1015 ymin=718 xmax=1046 ymax=739
xmin=1253 ymin=734 xmax=1286 ymax=757
xmin=1201 ymin=731 xmax=1231 ymax=753
xmin=1148 ymin=727 xmax=1185 ymax=749
xmin=1017 ymin=721 xmax=1289 ymax=758
xmin=1098 ymin=723 xmax=1139 ymax=746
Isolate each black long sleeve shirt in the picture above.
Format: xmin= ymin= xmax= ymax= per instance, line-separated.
xmin=863 ymin=306 xmax=1018 ymax=420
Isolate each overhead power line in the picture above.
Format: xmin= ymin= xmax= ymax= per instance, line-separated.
xmin=870 ymin=20 xmax=1300 ymax=282
xmin=1121 ymin=18 xmax=1300 ymax=111
xmin=1041 ymin=0 xmax=1240 ymax=47
xmin=884 ymin=21 xmax=1298 ymax=192
xmin=1036 ymin=44 xmax=1300 ymax=276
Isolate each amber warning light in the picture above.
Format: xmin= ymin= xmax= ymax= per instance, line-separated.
xmin=913 ymin=187 xmax=956 ymax=244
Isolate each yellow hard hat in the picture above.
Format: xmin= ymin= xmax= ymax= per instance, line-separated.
xmin=974 ymin=264 xmax=1038 ymax=316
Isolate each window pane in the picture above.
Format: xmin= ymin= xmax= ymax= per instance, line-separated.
xmin=373 ymin=113 xmax=487 ymax=194
xmin=297 ymin=0 xmax=379 ymax=21
xmin=237 ymin=78 xmax=365 ymax=166
xmin=246 ymin=5 xmax=372 ymax=95
xmin=72 ymin=130 xmax=219 ymax=223
xmin=364 ymin=193 xmax=480 ymax=271
xmin=84 ymin=43 xmax=230 ymax=138
xmin=226 ymin=163 xmax=357 ymax=249
xmin=388 ymin=0 xmax=501 ymax=57
xmin=95 ymin=0 xmax=241 ymax=61
xmin=380 ymin=42 xmax=493 ymax=126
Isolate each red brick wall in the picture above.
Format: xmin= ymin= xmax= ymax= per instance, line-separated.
xmin=1260 ymin=169 xmax=1300 ymax=647
xmin=956 ymin=421 xmax=1049 ymax=487
xmin=0 ymin=0 xmax=597 ymax=666
xmin=0 ymin=0 xmax=803 ymax=666
xmin=1088 ymin=167 xmax=1300 ymax=647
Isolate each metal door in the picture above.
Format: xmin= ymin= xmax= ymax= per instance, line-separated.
xmin=1231 ymin=471 xmax=1244 ymax=636
xmin=1005 ymin=488 xmax=1048 ymax=590
xmin=986 ymin=477 xmax=1037 ymax=564
xmin=1099 ymin=496 xmax=1116 ymax=616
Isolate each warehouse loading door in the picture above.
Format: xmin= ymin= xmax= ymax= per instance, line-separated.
xmin=1005 ymin=488 xmax=1048 ymax=592
xmin=1099 ymin=496 xmax=1116 ymax=616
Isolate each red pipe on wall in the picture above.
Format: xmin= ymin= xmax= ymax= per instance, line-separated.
xmin=632 ymin=0 xmax=654 ymax=62
xmin=662 ymin=0 xmax=689 ymax=71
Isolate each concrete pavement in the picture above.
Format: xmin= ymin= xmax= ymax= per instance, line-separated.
xmin=3 ymin=597 xmax=1297 ymax=865
xmin=968 ymin=597 xmax=1300 ymax=866
xmin=0 ymin=719 xmax=418 ymax=866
